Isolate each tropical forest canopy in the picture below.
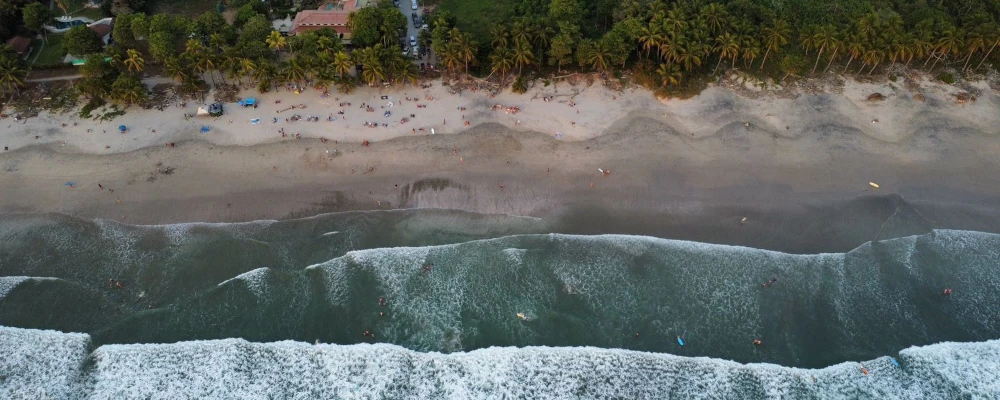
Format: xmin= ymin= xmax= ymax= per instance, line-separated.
xmin=1 ymin=0 xmax=1000 ymax=102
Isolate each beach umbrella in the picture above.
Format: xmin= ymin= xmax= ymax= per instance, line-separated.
xmin=118 ymin=125 xmax=127 ymax=132
xmin=200 ymin=126 xmax=211 ymax=133
xmin=64 ymin=181 xmax=75 ymax=187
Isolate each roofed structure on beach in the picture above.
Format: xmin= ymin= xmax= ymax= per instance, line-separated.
xmin=5 ymin=36 xmax=33 ymax=58
xmin=289 ymin=0 xmax=372 ymax=39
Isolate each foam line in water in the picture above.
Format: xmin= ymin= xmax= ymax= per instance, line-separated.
xmin=2 ymin=325 xmax=998 ymax=399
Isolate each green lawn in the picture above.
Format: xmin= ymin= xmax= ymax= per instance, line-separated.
xmin=30 ymin=35 xmax=67 ymax=66
xmin=149 ymin=0 xmax=219 ymax=17
xmin=437 ymin=0 xmax=509 ymax=43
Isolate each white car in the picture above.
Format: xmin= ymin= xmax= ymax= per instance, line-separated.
xmin=411 ymin=1 xmax=418 ymax=10
xmin=409 ymin=36 xmax=416 ymax=47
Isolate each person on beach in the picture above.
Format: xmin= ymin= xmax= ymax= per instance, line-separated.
xmin=943 ymin=288 xmax=953 ymax=296
xmin=753 ymin=339 xmax=762 ymax=346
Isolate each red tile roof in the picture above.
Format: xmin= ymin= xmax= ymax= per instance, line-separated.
xmin=5 ymin=36 xmax=32 ymax=55
xmin=290 ymin=10 xmax=351 ymax=35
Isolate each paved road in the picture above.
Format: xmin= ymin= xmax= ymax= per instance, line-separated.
xmin=395 ymin=0 xmax=425 ymax=60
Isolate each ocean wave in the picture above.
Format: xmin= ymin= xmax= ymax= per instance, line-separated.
xmin=2 ymin=325 xmax=997 ymax=399
xmin=3 ymin=209 xmax=1000 ymax=368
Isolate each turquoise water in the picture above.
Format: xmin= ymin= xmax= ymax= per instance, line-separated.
xmin=2 ymin=210 xmax=999 ymax=397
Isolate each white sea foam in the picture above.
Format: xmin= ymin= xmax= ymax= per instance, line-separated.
xmin=0 ymin=326 xmax=91 ymax=400
xmin=2 ymin=325 xmax=999 ymax=399
xmin=0 ymin=276 xmax=58 ymax=299
xmin=0 ymin=276 xmax=30 ymax=299
xmin=216 ymin=267 xmax=272 ymax=298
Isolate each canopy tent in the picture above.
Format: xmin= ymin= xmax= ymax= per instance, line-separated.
xmin=197 ymin=103 xmax=224 ymax=117
xmin=118 ymin=125 xmax=127 ymax=132
xmin=200 ymin=126 xmax=211 ymax=133
xmin=238 ymin=98 xmax=257 ymax=107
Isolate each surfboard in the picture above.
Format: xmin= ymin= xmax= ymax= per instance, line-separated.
xmin=676 ymin=336 xmax=685 ymax=346
xmin=889 ymin=357 xmax=899 ymax=367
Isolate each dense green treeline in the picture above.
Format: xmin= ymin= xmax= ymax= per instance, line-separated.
xmin=432 ymin=0 xmax=1000 ymax=92
xmin=2 ymin=0 xmax=1000 ymax=102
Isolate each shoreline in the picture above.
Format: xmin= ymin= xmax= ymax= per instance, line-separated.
xmin=3 ymin=74 xmax=1000 ymax=253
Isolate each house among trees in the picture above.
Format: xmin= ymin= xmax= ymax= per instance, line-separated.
xmin=290 ymin=0 xmax=371 ymax=40
xmin=5 ymin=37 xmax=33 ymax=59
xmin=90 ymin=22 xmax=113 ymax=45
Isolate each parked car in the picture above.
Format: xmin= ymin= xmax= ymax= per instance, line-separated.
xmin=409 ymin=36 xmax=416 ymax=46
xmin=421 ymin=23 xmax=428 ymax=30
xmin=411 ymin=1 xmax=417 ymax=10
xmin=401 ymin=46 xmax=409 ymax=56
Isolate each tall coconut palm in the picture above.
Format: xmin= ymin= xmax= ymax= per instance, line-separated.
xmin=490 ymin=25 xmax=509 ymax=49
xmin=962 ymin=27 xmax=986 ymax=71
xmin=163 ymin=57 xmax=191 ymax=84
xmin=513 ymin=41 xmax=534 ymax=75
xmin=741 ymin=38 xmax=761 ymax=68
xmin=587 ymin=41 xmax=611 ymax=73
xmin=333 ymin=51 xmax=352 ymax=78
xmin=975 ymin=24 xmax=1000 ymax=71
xmin=639 ymin=24 xmax=663 ymax=59
xmin=663 ymin=8 xmax=688 ymax=36
xmin=455 ymin=34 xmax=477 ymax=75
xmin=699 ymin=3 xmax=729 ymax=37
xmin=808 ymin=25 xmax=837 ymax=74
xmin=510 ymin=21 xmax=530 ymax=47
xmin=281 ymin=59 xmax=308 ymax=86
xmin=490 ymin=46 xmax=514 ymax=83
xmin=123 ymin=49 xmax=145 ymax=75
xmin=713 ymin=33 xmax=739 ymax=73
xmin=533 ymin=23 xmax=554 ymax=53
xmin=439 ymin=42 xmax=461 ymax=73
xmin=0 ymin=57 xmax=29 ymax=97
xmin=656 ymin=63 xmax=682 ymax=87
xmin=843 ymin=34 xmax=865 ymax=72
xmin=675 ymin=39 xmax=702 ymax=71
xmin=252 ymin=60 xmax=276 ymax=89
xmin=931 ymin=28 xmax=964 ymax=70
xmin=267 ymin=31 xmax=287 ymax=54
xmin=759 ymin=19 xmax=789 ymax=69
xmin=658 ymin=32 xmax=680 ymax=64
xmin=359 ymin=49 xmax=386 ymax=86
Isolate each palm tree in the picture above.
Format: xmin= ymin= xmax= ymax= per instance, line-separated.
xmin=267 ymin=31 xmax=287 ymax=54
xmin=55 ymin=0 xmax=69 ymax=17
xmin=513 ymin=41 xmax=534 ymax=75
xmin=123 ymin=49 xmax=145 ymax=75
xmin=808 ymin=25 xmax=837 ymax=75
xmin=713 ymin=33 xmax=739 ymax=73
xmin=656 ymin=63 xmax=682 ymax=87
xmin=975 ymin=24 xmax=1000 ymax=71
xmin=675 ymin=39 xmax=702 ymax=71
xmin=931 ymin=28 xmax=964 ymax=70
xmin=163 ymin=57 xmax=191 ymax=84
xmin=490 ymin=46 xmax=514 ymax=83
xmin=510 ymin=21 xmax=530 ymax=48
xmin=439 ymin=42 xmax=460 ymax=73
xmin=0 ymin=57 xmax=29 ymax=97
xmin=663 ymin=8 xmax=688 ymax=36
xmin=962 ymin=27 xmax=986 ymax=72
xmin=639 ymin=24 xmax=663 ymax=59
xmin=861 ymin=47 xmax=884 ymax=74
xmin=658 ymin=34 xmax=680 ymax=64
xmin=358 ymin=48 xmax=386 ymax=86
xmin=822 ymin=36 xmax=842 ymax=73
xmin=741 ymin=38 xmax=761 ymax=68
xmin=388 ymin=53 xmax=411 ymax=84
xmin=587 ymin=41 xmax=611 ymax=73
xmin=844 ymin=34 xmax=865 ymax=72
xmin=759 ymin=19 xmax=789 ymax=69
xmin=240 ymin=58 xmax=257 ymax=83
xmin=282 ymin=59 xmax=308 ymax=86
xmin=699 ymin=3 xmax=729 ymax=37
xmin=455 ymin=34 xmax=476 ymax=75
xmin=252 ymin=60 xmax=276 ymax=89
xmin=333 ymin=51 xmax=352 ymax=78
xmin=533 ymin=23 xmax=554 ymax=53
xmin=490 ymin=25 xmax=509 ymax=49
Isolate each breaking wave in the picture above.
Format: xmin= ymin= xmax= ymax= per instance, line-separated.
xmin=2 ymin=325 xmax=998 ymax=399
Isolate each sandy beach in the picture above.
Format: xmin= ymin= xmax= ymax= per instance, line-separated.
xmin=2 ymin=72 xmax=1000 ymax=252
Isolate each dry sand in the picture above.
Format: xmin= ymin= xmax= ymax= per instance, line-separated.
xmin=2 ymin=73 xmax=999 ymax=252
